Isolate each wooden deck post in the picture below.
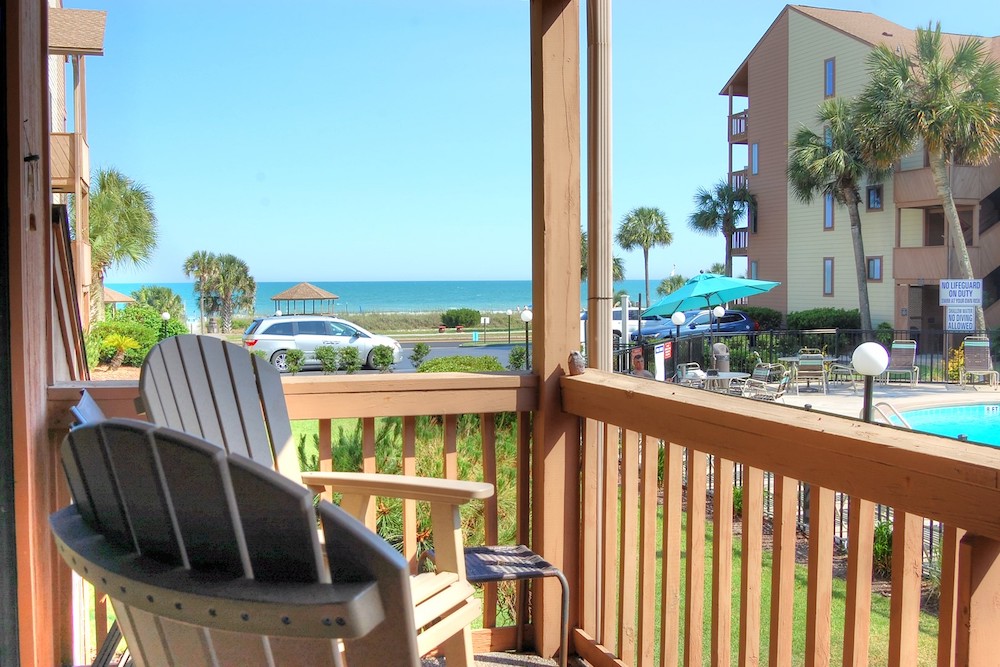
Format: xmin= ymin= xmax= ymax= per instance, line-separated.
xmin=530 ymin=0 xmax=581 ymax=659
xmin=956 ymin=534 xmax=1000 ymax=665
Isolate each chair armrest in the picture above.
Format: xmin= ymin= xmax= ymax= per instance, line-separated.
xmin=300 ymin=471 xmax=494 ymax=505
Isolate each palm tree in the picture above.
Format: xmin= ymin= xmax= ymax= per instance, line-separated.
xmin=616 ymin=207 xmax=672 ymax=307
xmin=657 ymin=274 xmax=686 ymax=297
xmin=183 ymin=250 xmax=218 ymax=335
xmin=206 ymin=254 xmax=256 ymax=333
xmin=83 ymin=168 xmax=158 ymax=322
xmin=687 ymin=181 xmax=753 ymax=278
xmin=857 ymin=23 xmax=1000 ymax=331
xmin=131 ymin=285 xmax=186 ymax=323
xmin=788 ymin=97 xmax=887 ymax=332
xmin=580 ymin=230 xmax=625 ymax=282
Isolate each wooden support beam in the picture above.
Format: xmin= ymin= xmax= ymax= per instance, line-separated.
xmin=529 ymin=0 xmax=581 ymax=659
xmin=956 ymin=534 xmax=1000 ymax=665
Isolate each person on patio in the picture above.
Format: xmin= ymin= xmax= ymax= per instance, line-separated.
xmin=631 ymin=350 xmax=654 ymax=379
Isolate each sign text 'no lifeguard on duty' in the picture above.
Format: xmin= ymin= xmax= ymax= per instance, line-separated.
xmin=939 ymin=279 xmax=983 ymax=307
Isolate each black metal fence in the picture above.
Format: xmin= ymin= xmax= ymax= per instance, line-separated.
xmin=621 ymin=327 xmax=999 ymax=383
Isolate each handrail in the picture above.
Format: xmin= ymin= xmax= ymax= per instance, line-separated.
xmin=872 ymin=400 xmax=911 ymax=428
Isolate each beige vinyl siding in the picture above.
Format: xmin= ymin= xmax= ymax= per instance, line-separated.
xmin=785 ymin=10 xmax=881 ymax=316
xmin=899 ymin=141 xmax=925 ymax=171
xmin=899 ymin=209 xmax=924 ymax=247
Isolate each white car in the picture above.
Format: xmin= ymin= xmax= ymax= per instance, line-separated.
xmin=579 ymin=306 xmax=668 ymax=344
xmin=242 ymin=315 xmax=402 ymax=372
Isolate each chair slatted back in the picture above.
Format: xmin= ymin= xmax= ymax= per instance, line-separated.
xmin=750 ymin=364 xmax=771 ymax=382
xmin=888 ymin=340 xmax=917 ymax=369
xmin=53 ymin=419 xmax=420 ymax=666
xmin=796 ymin=354 xmax=825 ymax=376
xmin=141 ymin=335 xmax=301 ymax=482
xmin=964 ymin=338 xmax=994 ymax=371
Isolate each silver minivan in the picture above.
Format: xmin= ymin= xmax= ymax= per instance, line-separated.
xmin=242 ymin=315 xmax=402 ymax=372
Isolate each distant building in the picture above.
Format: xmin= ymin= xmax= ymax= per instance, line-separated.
xmin=721 ymin=5 xmax=1000 ymax=334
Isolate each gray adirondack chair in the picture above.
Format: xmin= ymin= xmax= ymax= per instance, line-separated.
xmin=137 ymin=334 xmax=491 ymax=665
xmin=53 ymin=419 xmax=423 ymax=666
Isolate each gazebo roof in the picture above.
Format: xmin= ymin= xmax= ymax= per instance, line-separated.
xmin=271 ymin=282 xmax=339 ymax=301
xmin=102 ymin=287 xmax=134 ymax=304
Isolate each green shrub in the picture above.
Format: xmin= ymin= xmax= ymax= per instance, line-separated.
xmin=732 ymin=486 xmax=743 ymax=519
xmin=314 ymin=345 xmax=341 ymax=374
xmin=89 ymin=320 xmax=158 ymax=366
xmin=409 ymin=342 xmax=431 ymax=369
xmin=102 ymin=333 xmax=140 ymax=370
xmin=441 ymin=308 xmax=480 ymax=328
xmin=873 ymin=520 xmax=893 ymax=577
xmin=947 ymin=346 xmax=964 ymax=381
xmin=285 ymin=348 xmax=305 ymax=374
xmin=371 ymin=345 xmax=396 ymax=372
xmin=741 ymin=305 xmax=783 ymax=330
xmin=84 ymin=331 xmax=102 ymax=370
xmin=786 ymin=308 xmax=861 ymax=330
xmin=340 ymin=346 xmax=362 ymax=374
xmin=231 ymin=316 xmax=252 ymax=332
xmin=117 ymin=303 xmax=188 ymax=337
xmin=875 ymin=321 xmax=896 ymax=346
xmin=418 ymin=355 xmax=505 ymax=373
xmin=507 ymin=345 xmax=527 ymax=370
xmin=250 ymin=349 xmax=267 ymax=361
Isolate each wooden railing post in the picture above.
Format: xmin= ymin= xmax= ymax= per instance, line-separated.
xmin=956 ymin=534 xmax=1000 ymax=665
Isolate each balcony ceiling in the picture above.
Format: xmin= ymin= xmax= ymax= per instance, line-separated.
xmin=49 ymin=7 xmax=107 ymax=57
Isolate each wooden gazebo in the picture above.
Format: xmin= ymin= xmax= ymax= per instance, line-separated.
xmin=270 ymin=282 xmax=339 ymax=315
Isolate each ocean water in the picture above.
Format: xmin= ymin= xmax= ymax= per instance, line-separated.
xmin=106 ymin=279 xmax=655 ymax=321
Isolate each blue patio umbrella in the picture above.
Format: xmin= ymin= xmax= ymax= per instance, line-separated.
xmin=642 ymin=272 xmax=780 ymax=318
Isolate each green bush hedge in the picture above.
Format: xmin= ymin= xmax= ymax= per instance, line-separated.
xmin=786 ymin=307 xmax=860 ymax=330
xmin=741 ymin=305 xmax=783 ymax=330
xmin=441 ymin=308 xmax=480 ymax=328
xmin=418 ymin=355 xmax=504 ymax=373
xmin=89 ymin=320 xmax=158 ymax=366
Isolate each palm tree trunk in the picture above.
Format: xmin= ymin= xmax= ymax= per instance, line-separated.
xmin=221 ymin=298 xmax=233 ymax=334
xmin=929 ymin=151 xmax=987 ymax=331
xmin=842 ymin=186 xmax=873 ymax=333
xmin=723 ymin=226 xmax=733 ymax=277
xmin=642 ymin=248 xmax=651 ymax=307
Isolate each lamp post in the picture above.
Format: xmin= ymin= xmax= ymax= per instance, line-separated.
xmin=711 ymin=305 xmax=726 ymax=344
xmin=506 ymin=309 xmax=513 ymax=344
xmin=160 ymin=311 xmax=171 ymax=341
xmin=520 ymin=308 xmax=533 ymax=369
xmin=671 ymin=310 xmax=686 ymax=379
xmin=852 ymin=342 xmax=889 ymax=423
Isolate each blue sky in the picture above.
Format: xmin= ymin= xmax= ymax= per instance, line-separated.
xmin=68 ymin=1 xmax=992 ymax=284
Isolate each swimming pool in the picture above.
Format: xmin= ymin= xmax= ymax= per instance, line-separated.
xmin=895 ymin=403 xmax=1000 ymax=447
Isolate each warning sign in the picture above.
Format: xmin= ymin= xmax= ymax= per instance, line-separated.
xmin=939 ymin=279 xmax=982 ymax=306
xmin=946 ymin=307 xmax=975 ymax=332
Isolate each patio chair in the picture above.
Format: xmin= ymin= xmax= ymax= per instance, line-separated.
xmin=793 ymin=353 xmax=827 ymax=394
xmin=137 ymin=335 xmax=490 ymax=666
xmin=729 ymin=362 xmax=773 ymax=396
xmin=732 ymin=364 xmax=789 ymax=402
xmin=676 ymin=362 xmax=705 ymax=388
xmin=961 ymin=336 xmax=999 ymax=389
xmin=879 ymin=339 xmax=919 ymax=387
xmin=827 ymin=361 xmax=859 ymax=393
xmin=52 ymin=419 xmax=426 ymax=666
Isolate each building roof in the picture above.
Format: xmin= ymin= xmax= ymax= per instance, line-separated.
xmin=720 ymin=4 xmax=1000 ymax=97
xmin=271 ymin=282 xmax=339 ymax=301
xmin=49 ymin=7 xmax=107 ymax=57
xmin=102 ymin=287 xmax=134 ymax=304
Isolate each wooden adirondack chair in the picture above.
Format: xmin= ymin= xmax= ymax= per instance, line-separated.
xmin=52 ymin=419 xmax=425 ymax=666
xmin=138 ymin=335 xmax=491 ymax=666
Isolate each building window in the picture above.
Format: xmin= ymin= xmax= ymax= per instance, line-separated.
xmin=750 ymin=260 xmax=759 ymax=280
xmin=824 ymin=57 xmax=836 ymax=97
xmin=751 ymin=143 xmax=759 ymax=175
xmin=824 ymin=193 xmax=834 ymax=229
xmin=823 ymin=258 xmax=834 ymax=295
xmin=748 ymin=203 xmax=758 ymax=233
xmin=866 ymin=184 xmax=883 ymax=211
xmin=867 ymin=256 xmax=883 ymax=281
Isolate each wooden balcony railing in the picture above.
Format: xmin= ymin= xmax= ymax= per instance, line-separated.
xmin=50 ymin=131 xmax=89 ymax=194
xmin=561 ymin=369 xmax=1000 ymax=666
xmin=729 ymin=110 xmax=748 ymax=144
xmin=48 ymin=373 xmax=540 ymax=663
xmin=49 ymin=367 xmax=1000 ymax=665
xmin=730 ymin=168 xmax=748 ymax=191
xmin=731 ymin=228 xmax=748 ymax=256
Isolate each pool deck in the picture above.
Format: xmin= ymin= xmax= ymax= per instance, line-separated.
xmin=779 ymin=377 xmax=999 ymax=419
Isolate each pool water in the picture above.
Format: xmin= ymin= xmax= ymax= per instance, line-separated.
xmin=895 ymin=404 xmax=1000 ymax=447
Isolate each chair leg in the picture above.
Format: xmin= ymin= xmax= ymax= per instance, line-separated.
xmin=439 ymin=625 xmax=476 ymax=667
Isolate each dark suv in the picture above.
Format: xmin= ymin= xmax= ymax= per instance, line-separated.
xmin=631 ymin=309 xmax=758 ymax=343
